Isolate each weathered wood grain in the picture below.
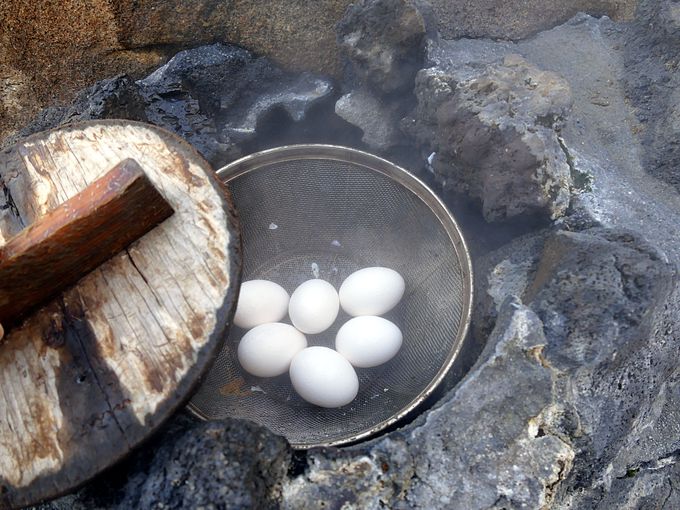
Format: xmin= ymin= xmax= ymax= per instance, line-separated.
xmin=0 ymin=158 xmax=174 ymax=329
xmin=0 ymin=120 xmax=240 ymax=509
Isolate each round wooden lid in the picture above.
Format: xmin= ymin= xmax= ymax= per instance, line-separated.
xmin=0 ymin=120 xmax=240 ymax=508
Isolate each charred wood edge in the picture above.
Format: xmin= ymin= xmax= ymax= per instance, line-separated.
xmin=0 ymin=158 xmax=174 ymax=333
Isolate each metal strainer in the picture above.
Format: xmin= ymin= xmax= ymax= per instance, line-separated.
xmin=187 ymin=145 xmax=472 ymax=448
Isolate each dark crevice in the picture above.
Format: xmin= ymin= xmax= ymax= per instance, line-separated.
xmin=616 ymin=447 xmax=680 ymax=479
xmin=544 ymin=458 xmax=570 ymax=504
xmin=125 ymin=249 xmax=151 ymax=288
xmin=287 ymin=450 xmax=310 ymax=477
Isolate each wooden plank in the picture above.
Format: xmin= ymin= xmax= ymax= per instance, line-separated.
xmin=0 ymin=158 xmax=174 ymax=329
xmin=0 ymin=120 xmax=241 ymax=509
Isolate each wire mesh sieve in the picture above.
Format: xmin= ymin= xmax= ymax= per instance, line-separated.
xmin=187 ymin=145 xmax=473 ymax=448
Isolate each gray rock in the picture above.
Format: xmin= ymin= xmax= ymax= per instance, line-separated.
xmin=472 ymin=226 xmax=678 ymax=510
xmin=428 ymin=0 xmax=636 ymax=40
xmin=118 ymin=419 xmax=289 ymax=510
xmin=334 ymin=87 xmax=404 ymax=150
xmin=599 ymin=461 xmax=680 ymax=510
xmin=282 ymin=298 xmax=574 ymax=509
xmin=538 ymin=232 xmax=677 ymax=510
xmin=33 ymin=415 xmax=291 ymax=510
xmin=336 ymin=0 xmax=430 ymax=94
xmin=424 ymin=13 xmax=680 ymax=252
xmin=138 ymin=44 xmax=333 ymax=161
xmin=472 ymin=228 xmax=551 ymax=341
xmin=422 ymin=11 xmax=680 ymax=509
xmin=621 ymin=0 xmax=680 ymax=194
xmin=664 ymin=0 xmax=680 ymax=33
xmin=407 ymin=53 xmax=573 ymax=222
xmin=6 ymin=44 xmax=335 ymax=168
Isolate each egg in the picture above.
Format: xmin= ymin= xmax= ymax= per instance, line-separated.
xmin=237 ymin=323 xmax=307 ymax=377
xmin=288 ymin=279 xmax=340 ymax=334
xmin=289 ymin=346 xmax=359 ymax=407
xmin=233 ymin=280 xmax=289 ymax=329
xmin=339 ymin=267 xmax=405 ymax=316
xmin=335 ymin=316 xmax=403 ymax=368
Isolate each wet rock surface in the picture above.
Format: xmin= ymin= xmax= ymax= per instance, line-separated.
xmin=15 ymin=0 xmax=680 ymax=508
xmin=136 ymin=44 xmax=333 ymax=166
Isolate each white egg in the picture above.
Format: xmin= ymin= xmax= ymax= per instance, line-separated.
xmin=289 ymin=347 xmax=359 ymax=408
xmin=288 ymin=279 xmax=340 ymax=334
xmin=237 ymin=323 xmax=307 ymax=377
xmin=339 ymin=267 xmax=405 ymax=316
xmin=233 ymin=280 xmax=289 ymax=329
xmin=335 ymin=316 xmax=403 ymax=368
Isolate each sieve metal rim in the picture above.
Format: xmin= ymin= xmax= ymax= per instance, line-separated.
xmin=188 ymin=144 xmax=473 ymax=448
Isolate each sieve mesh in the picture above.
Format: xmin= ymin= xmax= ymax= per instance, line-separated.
xmin=188 ymin=146 xmax=472 ymax=448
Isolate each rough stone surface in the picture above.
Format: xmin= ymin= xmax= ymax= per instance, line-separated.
xmin=597 ymin=462 xmax=680 ymax=510
xmin=426 ymin=10 xmax=680 ymax=506
xmin=0 ymin=0 xmax=351 ymax=142
xmin=472 ymin=229 xmax=551 ymax=341
xmin=32 ymin=415 xmax=291 ymax=510
xmin=334 ymin=87 xmax=404 ymax=150
xmin=429 ymin=0 xmax=637 ymax=40
xmin=3 ymin=76 xmax=149 ymax=149
xmin=119 ymin=419 xmax=289 ymax=510
xmin=406 ymin=54 xmax=573 ymax=222
xmin=336 ymin=0 xmax=430 ymax=95
xmin=5 ymin=44 xmax=334 ymax=168
xmin=0 ymin=0 xmax=639 ymax=144
xmin=622 ymin=0 xmax=680 ymax=193
xmin=526 ymin=230 xmax=677 ymax=509
xmin=282 ymin=299 xmax=574 ymax=509
xmin=422 ymin=13 xmax=680 ymax=242
xmin=472 ymin=226 xmax=677 ymax=510
xmin=137 ymin=44 xmax=333 ymax=166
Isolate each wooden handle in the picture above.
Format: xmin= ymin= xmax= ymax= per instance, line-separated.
xmin=0 ymin=158 xmax=174 ymax=330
